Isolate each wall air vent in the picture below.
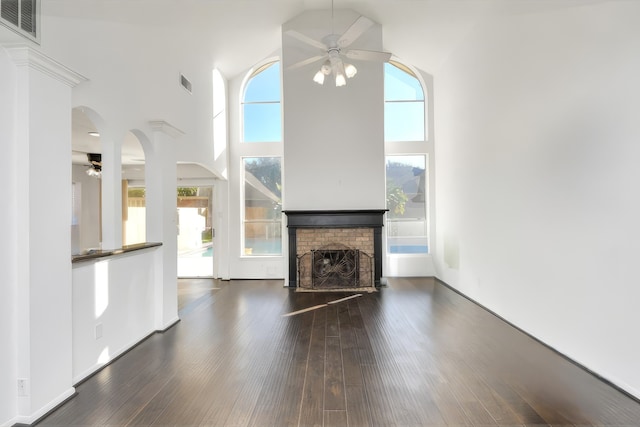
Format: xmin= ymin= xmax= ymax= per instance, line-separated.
xmin=180 ymin=73 xmax=192 ymax=94
xmin=0 ymin=0 xmax=38 ymax=40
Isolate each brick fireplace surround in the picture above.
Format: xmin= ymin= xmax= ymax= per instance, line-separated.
xmin=283 ymin=210 xmax=386 ymax=288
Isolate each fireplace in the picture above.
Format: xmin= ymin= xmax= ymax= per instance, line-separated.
xmin=283 ymin=210 xmax=386 ymax=288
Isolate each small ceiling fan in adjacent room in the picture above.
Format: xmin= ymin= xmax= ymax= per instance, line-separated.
xmin=285 ymin=0 xmax=392 ymax=87
xmin=73 ymin=150 xmax=102 ymax=177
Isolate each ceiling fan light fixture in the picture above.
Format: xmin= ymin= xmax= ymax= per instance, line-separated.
xmin=86 ymin=167 xmax=102 ymax=178
xmin=313 ymin=70 xmax=326 ymax=85
xmin=320 ymin=60 xmax=332 ymax=75
xmin=86 ymin=152 xmax=102 ymax=178
xmin=286 ymin=2 xmax=391 ymax=88
xmin=344 ymin=63 xmax=357 ymax=78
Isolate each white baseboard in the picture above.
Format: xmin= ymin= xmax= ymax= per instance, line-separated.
xmin=157 ymin=316 xmax=180 ymax=332
xmin=7 ymin=387 xmax=75 ymax=426
xmin=72 ymin=330 xmax=157 ymax=385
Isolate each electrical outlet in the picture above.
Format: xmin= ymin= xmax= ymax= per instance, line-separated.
xmin=17 ymin=379 xmax=28 ymax=397
xmin=95 ymin=323 xmax=103 ymax=339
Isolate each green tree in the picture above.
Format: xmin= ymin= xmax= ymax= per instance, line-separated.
xmin=177 ymin=187 xmax=198 ymax=197
xmin=387 ymin=182 xmax=408 ymax=216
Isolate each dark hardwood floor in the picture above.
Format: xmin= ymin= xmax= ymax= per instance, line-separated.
xmin=36 ymin=277 xmax=640 ymax=426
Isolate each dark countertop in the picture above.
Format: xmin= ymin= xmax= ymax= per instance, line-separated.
xmin=72 ymin=242 xmax=162 ymax=263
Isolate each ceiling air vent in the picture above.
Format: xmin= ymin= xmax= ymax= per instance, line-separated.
xmin=1 ymin=0 xmax=38 ymax=40
xmin=180 ymin=73 xmax=192 ymax=94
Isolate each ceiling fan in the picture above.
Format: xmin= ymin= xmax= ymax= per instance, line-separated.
xmin=285 ymin=0 xmax=391 ymax=87
xmin=73 ymin=150 xmax=102 ymax=177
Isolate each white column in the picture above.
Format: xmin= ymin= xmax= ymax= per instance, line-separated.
xmin=6 ymin=45 xmax=86 ymax=424
xmin=213 ymin=179 xmax=230 ymax=280
xmin=147 ymin=120 xmax=183 ymax=330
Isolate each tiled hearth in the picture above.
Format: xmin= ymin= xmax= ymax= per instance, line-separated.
xmin=283 ymin=210 xmax=386 ymax=288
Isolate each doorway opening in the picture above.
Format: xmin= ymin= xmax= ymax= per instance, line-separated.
xmin=177 ymin=186 xmax=214 ymax=277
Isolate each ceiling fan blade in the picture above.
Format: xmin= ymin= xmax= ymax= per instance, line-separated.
xmin=285 ymin=29 xmax=327 ymax=51
xmin=337 ymin=16 xmax=374 ymax=48
xmin=344 ymin=49 xmax=392 ymax=62
xmin=287 ymin=55 xmax=327 ymax=70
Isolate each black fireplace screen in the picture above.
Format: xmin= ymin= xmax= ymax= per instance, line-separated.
xmin=297 ymin=245 xmax=373 ymax=289
xmin=312 ymin=249 xmax=359 ymax=289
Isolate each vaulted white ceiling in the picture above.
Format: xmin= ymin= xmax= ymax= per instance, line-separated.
xmin=43 ymin=0 xmax=609 ymax=78
xmin=31 ymin=0 xmax=613 ymax=179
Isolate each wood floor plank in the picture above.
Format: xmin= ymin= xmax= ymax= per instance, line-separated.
xmin=298 ymin=309 xmax=327 ymax=427
xmin=339 ymin=302 xmax=364 ymax=388
xmin=323 ymin=410 xmax=348 ymax=427
xmin=344 ymin=385 xmax=371 ymax=427
xmin=324 ymin=335 xmax=346 ymax=411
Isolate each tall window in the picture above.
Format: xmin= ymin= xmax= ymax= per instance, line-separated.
xmin=242 ymin=61 xmax=282 ymax=143
xmin=240 ymin=59 xmax=283 ymax=257
xmin=243 ymin=157 xmax=282 ymax=256
xmin=385 ymin=61 xmax=429 ymax=254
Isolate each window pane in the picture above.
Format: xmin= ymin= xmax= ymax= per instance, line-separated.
xmin=384 ymin=101 xmax=425 ymax=141
xmin=385 ymin=61 xmax=426 ymax=143
xmin=244 ymin=157 xmax=282 ymax=256
xmin=243 ymin=103 xmax=282 ymax=142
xmin=385 ymin=63 xmax=424 ymax=101
xmin=386 ymin=155 xmax=428 ymax=254
xmin=244 ymin=62 xmax=280 ymax=102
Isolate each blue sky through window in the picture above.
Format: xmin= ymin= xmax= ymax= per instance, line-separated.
xmin=242 ymin=61 xmax=425 ymax=143
xmin=384 ymin=62 xmax=425 ymax=141
xmin=384 ymin=63 xmax=424 ymax=101
xmin=243 ymin=62 xmax=282 ymax=142
xmin=245 ymin=62 xmax=281 ymax=102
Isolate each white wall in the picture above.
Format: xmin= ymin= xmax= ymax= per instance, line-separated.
xmin=282 ymin=9 xmax=386 ymax=211
xmin=0 ymin=45 xmax=18 ymax=427
xmin=0 ymin=40 xmax=180 ymax=425
xmin=72 ymin=250 xmax=157 ymax=383
xmin=41 ymin=4 xmax=222 ymax=178
xmin=434 ymin=1 xmax=640 ymax=398
xmin=2 ymin=45 xmax=84 ymax=425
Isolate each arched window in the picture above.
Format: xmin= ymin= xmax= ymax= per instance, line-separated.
xmin=384 ymin=61 xmax=425 ymax=142
xmin=242 ymin=61 xmax=282 ymax=143
xmin=384 ymin=61 xmax=429 ymax=255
